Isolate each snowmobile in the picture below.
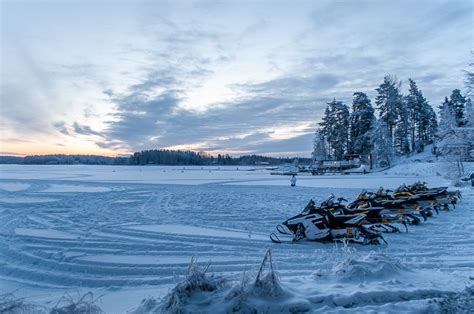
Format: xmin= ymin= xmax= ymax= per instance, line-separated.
xmin=318 ymin=195 xmax=409 ymax=233
xmin=347 ymin=191 xmax=429 ymax=222
xmin=393 ymin=182 xmax=461 ymax=210
xmin=270 ymin=199 xmax=386 ymax=245
xmin=408 ymin=181 xmax=461 ymax=199
xmin=371 ymin=186 xmax=440 ymax=214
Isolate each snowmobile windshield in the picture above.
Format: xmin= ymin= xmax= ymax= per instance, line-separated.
xmin=301 ymin=200 xmax=315 ymax=215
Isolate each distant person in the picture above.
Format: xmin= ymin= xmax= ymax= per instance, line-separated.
xmin=290 ymin=174 xmax=297 ymax=187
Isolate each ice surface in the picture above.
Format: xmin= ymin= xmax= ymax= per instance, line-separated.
xmin=15 ymin=228 xmax=78 ymax=240
xmin=127 ymin=224 xmax=268 ymax=241
xmin=40 ymin=184 xmax=111 ymax=193
xmin=0 ymin=182 xmax=30 ymax=191
xmin=0 ymin=162 xmax=472 ymax=313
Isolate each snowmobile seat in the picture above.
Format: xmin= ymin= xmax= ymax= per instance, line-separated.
xmin=325 ymin=213 xmax=364 ymax=228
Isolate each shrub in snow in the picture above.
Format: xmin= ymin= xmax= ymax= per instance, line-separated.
xmin=333 ymin=251 xmax=406 ymax=281
xmin=50 ymin=291 xmax=104 ymax=314
xmin=225 ymin=249 xmax=310 ymax=313
xmin=132 ymin=251 xmax=310 ymax=313
xmin=0 ymin=293 xmax=48 ymax=314
xmin=127 ymin=297 xmax=160 ymax=314
xmin=437 ymin=284 xmax=474 ymax=313
xmin=311 ymin=245 xmax=407 ymax=282
xmin=158 ymin=258 xmax=226 ymax=313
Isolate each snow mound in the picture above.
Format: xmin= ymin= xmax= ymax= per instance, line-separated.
xmin=129 ymin=258 xmax=226 ymax=314
xmin=130 ymin=250 xmax=311 ymax=314
xmin=50 ymin=292 xmax=104 ymax=314
xmin=333 ymin=251 xmax=407 ymax=281
xmin=220 ymin=249 xmax=310 ymax=313
xmin=309 ymin=288 xmax=454 ymax=310
xmin=0 ymin=293 xmax=48 ymax=314
xmin=436 ymin=284 xmax=474 ymax=313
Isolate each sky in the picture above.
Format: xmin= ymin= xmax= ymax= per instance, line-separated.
xmin=1 ymin=0 xmax=472 ymax=157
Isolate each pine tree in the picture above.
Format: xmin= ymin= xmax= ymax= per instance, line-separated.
xmin=375 ymin=76 xmax=403 ymax=139
xmin=349 ymin=92 xmax=375 ymax=161
xmin=465 ymin=98 xmax=473 ymax=127
xmin=312 ymin=128 xmax=327 ymax=161
xmin=437 ymin=97 xmax=456 ymax=141
xmin=405 ymin=79 xmax=436 ymax=152
xmin=372 ymin=119 xmax=393 ymax=168
xmin=319 ymin=103 xmax=335 ymax=155
xmin=419 ymin=104 xmax=438 ymax=148
xmin=465 ymin=52 xmax=474 ymax=98
xmin=448 ymin=89 xmax=466 ymax=126
xmin=319 ymin=99 xmax=350 ymax=160
xmin=394 ymin=104 xmax=410 ymax=155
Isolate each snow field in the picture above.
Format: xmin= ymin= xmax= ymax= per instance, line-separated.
xmin=0 ymin=163 xmax=472 ymax=312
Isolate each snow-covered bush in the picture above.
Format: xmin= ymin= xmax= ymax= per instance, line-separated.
xmin=437 ymin=284 xmax=474 ymax=313
xmin=0 ymin=293 xmax=48 ymax=314
xmin=50 ymin=291 xmax=104 ymax=314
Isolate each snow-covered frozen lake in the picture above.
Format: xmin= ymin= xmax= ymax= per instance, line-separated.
xmin=0 ymin=163 xmax=472 ymax=312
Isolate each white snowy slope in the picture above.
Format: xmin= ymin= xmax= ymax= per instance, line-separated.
xmin=0 ymin=161 xmax=472 ymax=313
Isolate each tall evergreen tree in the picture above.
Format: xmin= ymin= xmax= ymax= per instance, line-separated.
xmin=349 ymin=92 xmax=375 ymax=160
xmin=465 ymin=98 xmax=473 ymax=127
xmin=437 ymin=97 xmax=456 ymax=141
xmin=420 ymin=104 xmax=438 ymax=148
xmin=372 ymin=119 xmax=393 ymax=167
xmin=465 ymin=52 xmax=474 ymax=98
xmin=448 ymin=89 xmax=467 ymax=126
xmin=394 ymin=105 xmax=410 ymax=155
xmin=312 ymin=128 xmax=327 ymax=161
xmin=375 ymin=76 xmax=403 ymax=139
xmin=319 ymin=99 xmax=350 ymax=160
xmin=405 ymin=79 xmax=423 ymax=151
xmin=405 ymin=79 xmax=436 ymax=152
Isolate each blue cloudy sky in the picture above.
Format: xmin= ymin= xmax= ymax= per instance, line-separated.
xmin=1 ymin=0 xmax=472 ymax=157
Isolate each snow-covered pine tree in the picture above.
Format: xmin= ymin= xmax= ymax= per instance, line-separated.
xmin=436 ymin=97 xmax=457 ymax=155
xmin=349 ymin=92 xmax=375 ymax=161
xmin=372 ymin=119 xmax=393 ymax=168
xmin=405 ymin=79 xmax=436 ymax=152
xmin=375 ymin=76 xmax=403 ymax=140
xmin=312 ymin=128 xmax=327 ymax=161
xmin=465 ymin=52 xmax=474 ymax=98
xmin=438 ymin=97 xmax=456 ymax=138
xmin=394 ymin=104 xmax=410 ymax=155
xmin=461 ymin=98 xmax=474 ymax=150
xmin=405 ymin=79 xmax=422 ymax=151
xmin=465 ymin=98 xmax=473 ymax=127
xmin=319 ymin=103 xmax=334 ymax=156
xmin=448 ymin=89 xmax=467 ymax=127
xmin=417 ymin=103 xmax=438 ymax=150
xmin=319 ymin=99 xmax=350 ymax=160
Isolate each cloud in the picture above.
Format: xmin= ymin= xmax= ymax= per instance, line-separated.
xmin=2 ymin=0 xmax=472 ymax=156
xmin=72 ymin=122 xmax=103 ymax=137
xmin=53 ymin=122 xmax=70 ymax=136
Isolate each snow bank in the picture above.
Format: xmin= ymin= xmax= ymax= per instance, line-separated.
xmin=436 ymin=284 xmax=474 ymax=313
xmin=332 ymin=251 xmax=407 ymax=281
xmin=0 ymin=182 xmax=30 ymax=192
xmin=0 ymin=293 xmax=48 ymax=314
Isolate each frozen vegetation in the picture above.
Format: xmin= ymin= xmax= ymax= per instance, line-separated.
xmin=0 ymin=160 xmax=473 ymax=313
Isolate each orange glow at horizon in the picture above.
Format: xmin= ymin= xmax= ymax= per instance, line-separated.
xmin=0 ymin=142 xmax=129 ymax=157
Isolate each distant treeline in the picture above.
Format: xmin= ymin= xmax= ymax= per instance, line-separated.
xmin=0 ymin=154 xmax=129 ymax=165
xmin=0 ymin=150 xmax=310 ymax=166
xmin=129 ymin=150 xmax=309 ymax=165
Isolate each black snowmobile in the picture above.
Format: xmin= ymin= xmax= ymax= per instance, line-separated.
xmin=270 ymin=199 xmax=386 ymax=245
xmin=347 ymin=190 xmax=431 ymax=222
xmin=392 ymin=182 xmax=461 ymax=210
xmin=318 ymin=195 xmax=410 ymax=233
